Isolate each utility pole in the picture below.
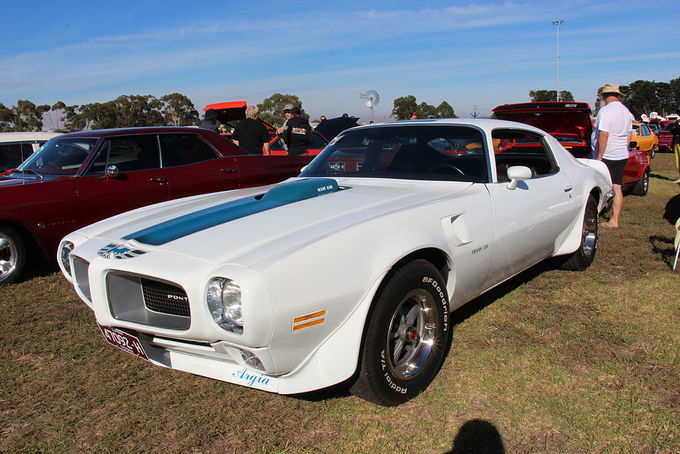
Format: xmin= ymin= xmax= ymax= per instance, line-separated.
xmin=552 ymin=19 xmax=564 ymax=102
xmin=471 ymin=105 xmax=478 ymax=119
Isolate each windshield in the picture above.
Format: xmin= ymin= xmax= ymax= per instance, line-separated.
xmin=17 ymin=138 xmax=98 ymax=175
xmin=300 ymin=125 xmax=489 ymax=182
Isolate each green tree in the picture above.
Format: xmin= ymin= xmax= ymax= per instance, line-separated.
xmin=257 ymin=93 xmax=304 ymax=127
xmin=6 ymin=100 xmax=51 ymax=131
xmin=0 ymin=103 xmax=15 ymax=131
xmin=160 ymin=93 xmax=199 ymax=126
xmin=392 ymin=95 xmax=418 ymax=120
xmin=393 ymin=96 xmax=456 ymax=119
xmin=529 ymin=90 xmax=574 ymax=102
xmin=435 ymin=101 xmax=456 ymax=118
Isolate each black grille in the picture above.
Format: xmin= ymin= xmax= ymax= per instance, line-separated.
xmin=141 ymin=278 xmax=190 ymax=317
xmin=72 ymin=256 xmax=92 ymax=302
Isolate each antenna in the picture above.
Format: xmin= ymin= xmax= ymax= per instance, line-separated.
xmin=360 ymin=90 xmax=380 ymax=122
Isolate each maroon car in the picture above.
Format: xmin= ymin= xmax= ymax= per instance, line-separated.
xmin=0 ymin=127 xmax=312 ymax=284
xmin=493 ymin=101 xmax=650 ymax=195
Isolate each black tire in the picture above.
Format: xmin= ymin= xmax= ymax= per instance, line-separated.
xmin=632 ymin=169 xmax=650 ymax=196
xmin=350 ymin=259 xmax=451 ymax=406
xmin=0 ymin=225 xmax=27 ymax=285
xmin=559 ymin=195 xmax=598 ymax=271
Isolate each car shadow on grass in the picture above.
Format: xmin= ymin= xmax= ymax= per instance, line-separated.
xmin=450 ymin=260 xmax=553 ymax=327
xmin=444 ymin=419 xmax=505 ymax=454
xmin=649 ymin=235 xmax=677 ymax=269
xmin=650 ymin=172 xmax=676 ymax=182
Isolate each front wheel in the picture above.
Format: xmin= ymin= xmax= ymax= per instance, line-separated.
xmin=559 ymin=195 xmax=598 ymax=271
xmin=0 ymin=226 xmax=27 ymax=285
xmin=350 ymin=259 xmax=451 ymax=406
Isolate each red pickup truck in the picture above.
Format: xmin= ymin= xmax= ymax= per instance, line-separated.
xmin=0 ymin=127 xmax=312 ymax=284
xmin=493 ymin=101 xmax=650 ymax=196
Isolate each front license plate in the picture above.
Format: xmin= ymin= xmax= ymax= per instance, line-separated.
xmin=98 ymin=325 xmax=149 ymax=361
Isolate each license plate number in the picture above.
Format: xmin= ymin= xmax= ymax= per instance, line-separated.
xmin=98 ymin=325 xmax=149 ymax=361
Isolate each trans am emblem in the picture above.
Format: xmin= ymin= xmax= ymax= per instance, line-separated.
xmin=97 ymin=243 xmax=147 ymax=259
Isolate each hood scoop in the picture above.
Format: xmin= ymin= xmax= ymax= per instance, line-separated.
xmin=124 ymin=178 xmax=341 ymax=246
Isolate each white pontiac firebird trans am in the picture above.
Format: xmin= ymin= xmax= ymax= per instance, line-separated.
xmin=59 ymin=119 xmax=612 ymax=406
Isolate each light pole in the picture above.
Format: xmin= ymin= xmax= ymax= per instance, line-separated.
xmin=552 ymin=19 xmax=564 ymax=101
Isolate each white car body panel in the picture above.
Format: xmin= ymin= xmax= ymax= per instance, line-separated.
xmin=59 ymin=119 xmax=612 ymax=395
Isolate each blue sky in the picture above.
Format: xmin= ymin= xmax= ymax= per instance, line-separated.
xmin=2 ymin=1 xmax=679 ymax=121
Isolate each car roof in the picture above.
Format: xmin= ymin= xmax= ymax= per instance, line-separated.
xmin=347 ymin=118 xmax=550 ymax=135
xmin=0 ymin=131 xmax=62 ymax=143
xmin=58 ymin=126 xmax=209 ymax=139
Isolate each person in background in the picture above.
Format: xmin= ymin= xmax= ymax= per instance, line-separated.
xmin=409 ymin=112 xmax=418 ymax=120
xmin=592 ymin=83 xmax=634 ymax=228
xmin=319 ymin=115 xmax=327 ymax=122
xmin=276 ymin=104 xmax=311 ymax=155
xmin=199 ymin=110 xmax=219 ymax=133
xmin=232 ymin=105 xmax=271 ymax=155
xmin=671 ymin=110 xmax=680 ymax=184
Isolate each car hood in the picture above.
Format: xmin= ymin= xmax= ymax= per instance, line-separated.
xmin=81 ymin=177 xmax=473 ymax=266
xmin=493 ymin=102 xmax=593 ymax=145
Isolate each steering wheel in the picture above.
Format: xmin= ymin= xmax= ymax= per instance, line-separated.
xmin=430 ymin=164 xmax=466 ymax=176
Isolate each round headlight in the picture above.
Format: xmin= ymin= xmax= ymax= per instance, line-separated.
xmin=207 ymin=278 xmax=243 ymax=334
xmin=60 ymin=241 xmax=74 ymax=276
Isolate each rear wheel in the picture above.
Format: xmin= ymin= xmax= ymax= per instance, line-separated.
xmin=350 ymin=259 xmax=451 ymax=406
xmin=632 ymin=168 xmax=650 ymax=196
xmin=559 ymin=195 xmax=598 ymax=271
xmin=0 ymin=226 xmax=27 ymax=285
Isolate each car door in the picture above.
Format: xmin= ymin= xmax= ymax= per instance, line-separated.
xmin=74 ymin=134 xmax=170 ymax=228
xmin=485 ymin=129 xmax=578 ymax=281
xmin=158 ymin=133 xmax=240 ymax=199
xmin=235 ymin=154 xmax=312 ymax=188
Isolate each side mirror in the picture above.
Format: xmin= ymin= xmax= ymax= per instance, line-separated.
xmin=628 ymin=141 xmax=638 ymax=150
xmin=506 ymin=165 xmax=532 ymax=190
xmin=105 ymin=164 xmax=120 ymax=178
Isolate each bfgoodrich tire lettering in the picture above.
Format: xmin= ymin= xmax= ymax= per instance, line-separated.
xmin=350 ymin=259 xmax=451 ymax=406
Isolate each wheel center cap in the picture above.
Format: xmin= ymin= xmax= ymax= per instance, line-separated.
xmin=407 ymin=328 xmax=419 ymax=342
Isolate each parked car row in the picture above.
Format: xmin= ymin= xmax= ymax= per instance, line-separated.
xmin=58 ymin=119 xmax=612 ymax=405
xmin=0 ymin=127 xmax=313 ymax=284
xmin=492 ymin=101 xmax=651 ymax=195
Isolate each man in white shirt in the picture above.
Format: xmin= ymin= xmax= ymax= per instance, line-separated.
xmin=593 ymin=83 xmax=634 ymax=228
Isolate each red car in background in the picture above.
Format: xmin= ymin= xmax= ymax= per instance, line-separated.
xmin=493 ymin=101 xmax=650 ymax=196
xmin=0 ymin=127 xmax=312 ymax=284
xmin=656 ymin=121 xmax=675 ymax=152
xmin=204 ymin=101 xmax=327 ymax=156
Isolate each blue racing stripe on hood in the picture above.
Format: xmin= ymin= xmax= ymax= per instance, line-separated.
xmin=124 ymin=178 xmax=340 ymax=246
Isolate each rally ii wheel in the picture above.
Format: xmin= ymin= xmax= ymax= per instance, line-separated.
xmin=559 ymin=195 xmax=598 ymax=271
xmin=0 ymin=226 xmax=27 ymax=285
xmin=350 ymin=259 xmax=451 ymax=406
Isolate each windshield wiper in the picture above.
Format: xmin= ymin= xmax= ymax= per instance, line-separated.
xmin=14 ymin=169 xmax=44 ymax=180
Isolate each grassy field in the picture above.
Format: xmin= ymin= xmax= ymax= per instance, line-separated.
xmin=1 ymin=155 xmax=678 ymax=454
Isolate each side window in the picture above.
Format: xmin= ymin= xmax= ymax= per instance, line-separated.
xmin=159 ymin=134 xmax=218 ymax=167
xmin=492 ymin=129 xmax=558 ymax=182
xmin=0 ymin=143 xmax=22 ymax=170
xmin=89 ymin=135 xmax=160 ymax=173
xmin=20 ymin=143 xmax=30 ymax=161
xmin=641 ymin=125 xmax=650 ymax=136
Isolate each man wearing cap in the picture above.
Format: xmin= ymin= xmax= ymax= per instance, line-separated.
xmin=592 ymin=83 xmax=634 ymax=228
xmin=276 ymin=104 xmax=311 ymax=155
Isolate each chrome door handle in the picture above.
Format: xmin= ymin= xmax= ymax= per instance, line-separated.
xmin=220 ymin=168 xmax=238 ymax=174
xmin=148 ymin=177 xmax=168 ymax=184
